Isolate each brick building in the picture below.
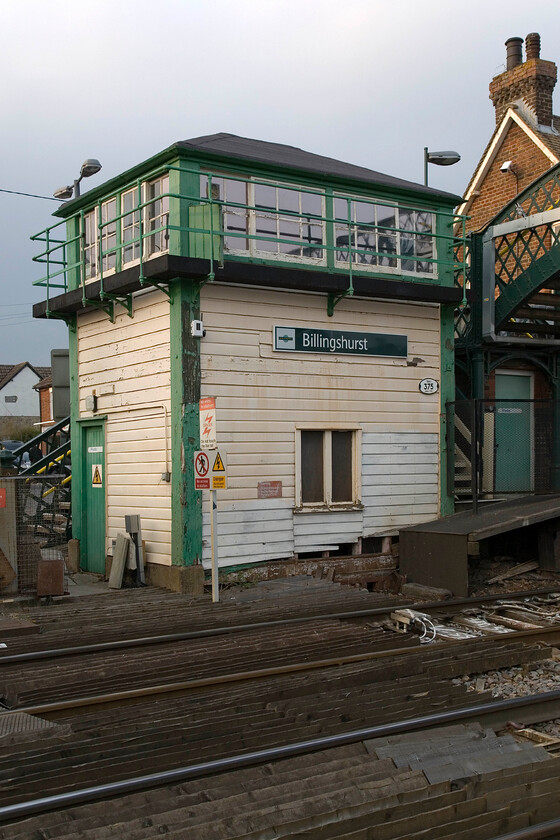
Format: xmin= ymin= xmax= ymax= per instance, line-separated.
xmin=459 ymin=33 xmax=560 ymax=231
xmin=33 ymin=374 xmax=53 ymax=429
xmin=453 ymin=34 xmax=560 ymax=499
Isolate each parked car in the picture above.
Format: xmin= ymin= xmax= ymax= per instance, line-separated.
xmin=0 ymin=440 xmax=31 ymax=469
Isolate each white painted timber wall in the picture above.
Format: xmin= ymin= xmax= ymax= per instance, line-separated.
xmin=76 ymin=289 xmax=172 ymax=565
xmin=200 ymin=284 xmax=442 ymax=568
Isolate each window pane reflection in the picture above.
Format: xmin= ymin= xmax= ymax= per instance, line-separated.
xmin=332 ymin=431 xmax=353 ymax=503
xmin=255 ymin=183 xmax=276 ymax=209
xmin=301 ymin=192 xmax=322 ymax=216
xmin=301 ymin=431 xmax=324 ymax=503
xmin=278 ymin=188 xmax=298 ymax=213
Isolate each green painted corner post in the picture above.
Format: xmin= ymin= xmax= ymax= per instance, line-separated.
xmin=440 ymin=303 xmax=455 ymax=516
xmin=170 ymin=279 xmax=203 ymax=566
xmin=68 ymin=317 xmax=82 ymax=547
xmin=66 ymin=216 xmax=81 ymax=292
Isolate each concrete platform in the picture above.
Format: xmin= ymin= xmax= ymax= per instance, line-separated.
xmin=65 ymin=572 xmax=111 ymax=597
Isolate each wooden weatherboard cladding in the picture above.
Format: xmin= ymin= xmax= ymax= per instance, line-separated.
xmin=31 ymin=135 xmax=460 ymax=577
xmin=273 ymin=326 xmax=407 ymax=358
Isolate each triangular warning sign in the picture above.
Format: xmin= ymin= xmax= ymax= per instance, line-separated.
xmin=92 ymin=466 xmax=102 ymax=485
xmin=212 ymin=452 xmax=225 ymax=472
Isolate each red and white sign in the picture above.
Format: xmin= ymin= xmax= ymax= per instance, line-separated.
xmin=199 ymin=397 xmax=217 ymax=449
xmin=194 ymin=450 xmax=211 ymax=489
xmin=257 ymin=481 xmax=282 ymax=499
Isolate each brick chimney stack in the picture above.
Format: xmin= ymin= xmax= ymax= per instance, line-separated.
xmin=489 ymin=33 xmax=557 ymax=127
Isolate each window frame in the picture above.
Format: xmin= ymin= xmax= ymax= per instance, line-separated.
xmin=99 ymin=196 xmax=118 ymax=275
xmin=81 ymin=174 xmax=170 ymax=283
xmin=143 ymin=174 xmax=170 ymax=258
xmin=121 ymin=186 xmax=141 ymax=268
xmin=82 ymin=209 xmax=98 ymax=281
xmin=295 ymin=425 xmax=362 ymax=510
xmin=200 ymin=173 xmax=327 ymax=266
xmin=334 ymin=193 xmax=438 ymax=279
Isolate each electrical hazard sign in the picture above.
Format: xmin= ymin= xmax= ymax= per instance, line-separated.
xmin=212 ymin=452 xmax=225 ymax=472
xmin=92 ymin=464 xmax=103 ymax=488
xmin=199 ymin=397 xmax=217 ymax=450
xmin=211 ymin=449 xmax=227 ymax=489
xmin=194 ymin=449 xmax=227 ymax=490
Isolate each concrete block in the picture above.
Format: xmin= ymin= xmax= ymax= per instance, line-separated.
xmin=67 ymin=539 xmax=80 ymax=574
xmin=144 ymin=562 xmax=205 ymax=596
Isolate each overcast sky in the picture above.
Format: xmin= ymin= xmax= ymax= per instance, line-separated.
xmin=2 ymin=0 xmax=560 ymax=366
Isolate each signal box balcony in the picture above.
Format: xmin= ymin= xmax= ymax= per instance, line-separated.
xmin=31 ymin=135 xmax=466 ymax=320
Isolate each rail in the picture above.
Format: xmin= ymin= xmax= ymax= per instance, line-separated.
xmin=3 ymin=688 xmax=560 ymax=823
xmin=2 ymin=586 xmax=559 ymax=665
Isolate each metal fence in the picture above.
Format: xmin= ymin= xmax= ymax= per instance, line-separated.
xmin=447 ymin=399 xmax=560 ymax=507
xmin=0 ymin=475 xmax=70 ymax=596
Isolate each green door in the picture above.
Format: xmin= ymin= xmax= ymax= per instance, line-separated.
xmin=81 ymin=424 xmax=106 ymax=573
xmin=495 ymin=372 xmax=532 ymax=492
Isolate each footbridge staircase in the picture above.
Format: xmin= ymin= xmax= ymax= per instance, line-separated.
xmin=452 ymin=163 xmax=560 ymax=502
xmin=402 ymin=165 xmax=560 ymax=596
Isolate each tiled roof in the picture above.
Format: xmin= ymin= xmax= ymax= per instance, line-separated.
xmin=0 ymin=362 xmax=28 ymax=391
xmin=0 ymin=363 xmax=52 ymax=391
xmin=34 ymin=374 xmax=52 ymax=390
xmin=176 ymin=133 xmax=462 ymax=203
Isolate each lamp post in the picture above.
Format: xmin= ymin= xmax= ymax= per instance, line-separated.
xmin=53 ymin=159 xmax=102 ymax=200
xmin=424 ymin=148 xmax=461 ymax=186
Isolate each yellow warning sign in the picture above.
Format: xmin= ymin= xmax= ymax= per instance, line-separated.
xmin=212 ymin=476 xmax=226 ymax=490
xmin=92 ymin=464 xmax=103 ymax=487
xmin=212 ymin=452 xmax=225 ymax=472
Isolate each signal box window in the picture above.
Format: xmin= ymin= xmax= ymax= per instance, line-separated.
xmin=299 ymin=429 xmax=360 ymax=507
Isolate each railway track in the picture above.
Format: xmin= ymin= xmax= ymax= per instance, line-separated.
xmin=3 ymin=579 xmax=560 ymax=838
xmin=3 ymin=587 xmax=560 ymax=714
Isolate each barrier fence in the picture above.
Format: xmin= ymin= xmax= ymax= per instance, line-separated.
xmin=447 ymin=399 xmax=560 ymax=509
xmin=0 ymin=475 xmax=70 ymax=595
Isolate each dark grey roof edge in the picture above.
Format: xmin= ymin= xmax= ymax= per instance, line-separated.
xmin=175 ymin=133 xmax=462 ymax=204
xmin=0 ymin=362 xmax=45 ymax=392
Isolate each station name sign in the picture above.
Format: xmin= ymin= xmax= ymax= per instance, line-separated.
xmin=273 ymin=326 xmax=407 ymax=358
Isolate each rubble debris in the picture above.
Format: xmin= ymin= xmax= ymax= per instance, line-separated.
xmin=487 ymin=561 xmax=539 ymax=584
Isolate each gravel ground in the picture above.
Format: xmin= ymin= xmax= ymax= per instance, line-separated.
xmin=457 ymin=653 xmax=560 ymax=737
xmin=460 ymin=656 xmax=560 ymax=699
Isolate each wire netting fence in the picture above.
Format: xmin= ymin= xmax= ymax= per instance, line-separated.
xmin=0 ymin=475 xmax=70 ymax=595
xmin=447 ymin=399 xmax=559 ymax=504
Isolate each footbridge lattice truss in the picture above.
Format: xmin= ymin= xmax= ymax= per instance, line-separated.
xmin=456 ymin=163 xmax=560 ymax=347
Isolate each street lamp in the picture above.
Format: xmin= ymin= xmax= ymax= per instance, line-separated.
xmin=53 ymin=159 xmax=102 ymax=200
xmin=424 ymin=148 xmax=461 ymax=186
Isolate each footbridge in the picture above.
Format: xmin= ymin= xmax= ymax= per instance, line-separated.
xmin=403 ymin=167 xmax=560 ymax=595
xmin=456 ymin=162 xmax=560 ymax=352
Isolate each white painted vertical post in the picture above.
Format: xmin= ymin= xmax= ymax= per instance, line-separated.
xmin=210 ymin=488 xmax=219 ymax=602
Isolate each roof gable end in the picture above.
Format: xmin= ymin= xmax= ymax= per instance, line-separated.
xmin=458 ymin=108 xmax=560 ymax=218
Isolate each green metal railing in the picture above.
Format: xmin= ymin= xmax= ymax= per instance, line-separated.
xmin=487 ymin=164 xmax=560 ymax=331
xmin=31 ymin=164 xmax=467 ymax=315
xmin=455 ymin=164 xmax=560 ymax=349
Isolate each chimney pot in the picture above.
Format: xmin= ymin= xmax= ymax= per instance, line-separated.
xmin=506 ymin=37 xmax=523 ymax=70
xmin=525 ymin=32 xmax=541 ymax=60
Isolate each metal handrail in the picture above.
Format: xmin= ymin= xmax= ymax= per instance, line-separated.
xmin=31 ymin=163 xmax=467 ymax=311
